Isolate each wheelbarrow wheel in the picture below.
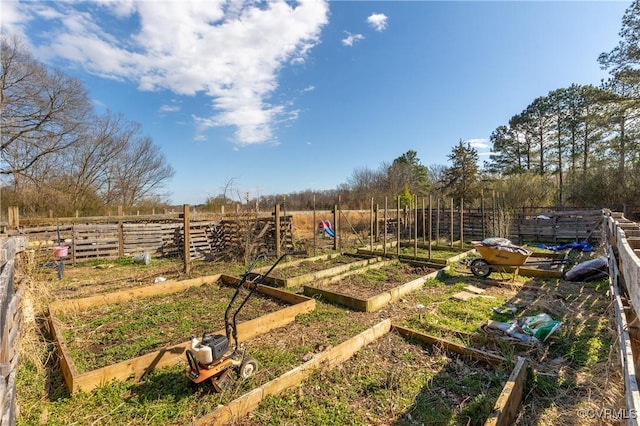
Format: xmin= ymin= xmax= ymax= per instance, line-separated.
xmin=470 ymin=258 xmax=491 ymax=278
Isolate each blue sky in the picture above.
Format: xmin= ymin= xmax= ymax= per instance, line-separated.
xmin=1 ymin=1 xmax=630 ymax=205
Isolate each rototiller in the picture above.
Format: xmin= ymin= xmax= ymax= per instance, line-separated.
xmin=185 ymin=250 xmax=305 ymax=391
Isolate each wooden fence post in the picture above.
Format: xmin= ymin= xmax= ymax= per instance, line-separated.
xmin=450 ymin=198 xmax=454 ymax=248
xmin=312 ymin=195 xmax=316 ymax=257
xmin=383 ymin=197 xmax=387 ymax=256
xmin=275 ymin=204 xmax=281 ymax=257
xmin=332 ymin=205 xmax=338 ymax=252
xmin=370 ymin=198 xmax=374 ymax=251
xmin=436 ymin=198 xmax=440 ymax=247
xmin=337 ymin=196 xmax=341 ymax=252
xmin=428 ymin=194 xmax=432 ymax=259
xmin=460 ymin=198 xmax=464 ymax=249
xmin=183 ymin=204 xmax=191 ymax=274
xmin=375 ymin=204 xmax=379 ymax=243
xmin=414 ymin=195 xmax=418 ymax=256
xmin=396 ymin=196 xmax=400 ymax=257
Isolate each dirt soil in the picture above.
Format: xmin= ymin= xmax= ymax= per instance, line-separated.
xmin=268 ymin=254 xmax=356 ymax=280
xmin=42 ymin=259 xmax=238 ymax=299
xmin=312 ymin=263 xmax=437 ymax=298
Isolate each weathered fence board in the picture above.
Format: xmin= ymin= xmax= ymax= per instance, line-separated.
xmin=13 ymin=215 xmax=293 ymax=264
xmin=605 ymin=214 xmax=640 ymax=426
xmin=0 ymin=237 xmax=26 ymax=426
xmin=12 ymin=208 xmax=601 ymax=265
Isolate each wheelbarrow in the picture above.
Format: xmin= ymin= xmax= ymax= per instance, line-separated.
xmin=470 ymin=241 xmax=533 ymax=278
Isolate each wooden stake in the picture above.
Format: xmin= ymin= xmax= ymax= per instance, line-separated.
xmin=183 ymin=204 xmax=191 ymax=274
xmin=275 ymin=204 xmax=281 ymax=257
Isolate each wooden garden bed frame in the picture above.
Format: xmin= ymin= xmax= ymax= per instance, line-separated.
xmin=484 ymin=356 xmax=529 ymax=426
xmin=303 ymin=259 xmax=444 ymax=312
xmin=357 ymin=246 xmax=474 ymax=266
xmin=47 ymin=274 xmax=315 ymax=393
xmin=251 ymin=252 xmax=383 ymax=288
xmin=193 ymin=321 xmax=525 ymax=425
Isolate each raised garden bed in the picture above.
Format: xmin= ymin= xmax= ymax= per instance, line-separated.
xmin=359 ymin=243 xmax=473 ymax=266
xmin=229 ymin=323 xmax=512 ymax=426
xmin=57 ymin=282 xmax=287 ymax=373
xmin=251 ymin=253 xmax=383 ymax=288
xmin=304 ymin=260 xmax=442 ymax=312
xmin=399 ymin=265 xmax=621 ymax=425
xmin=26 ymin=299 xmax=380 ymax=425
xmin=47 ymin=274 xmax=315 ymax=393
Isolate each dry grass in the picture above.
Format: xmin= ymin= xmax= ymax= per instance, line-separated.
xmin=292 ymin=211 xmax=373 ymax=239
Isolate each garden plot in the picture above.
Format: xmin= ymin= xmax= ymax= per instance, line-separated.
xmin=235 ymin=327 xmax=512 ymax=426
xmin=22 ymin=298 xmax=380 ymax=425
xmin=47 ymin=274 xmax=315 ymax=393
xmin=304 ymin=260 xmax=441 ymax=312
xmin=397 ymin=264 xmax=624 ymax=425
xmin=251 ymin=252 xmax=383 ymax=288
xmin=18 ymin=249 xmax=623 ymax=425
xmin=359 ymin=242 xmax=473 ymax=266
xmin=44 ymin=257 xmax=237 ymax=300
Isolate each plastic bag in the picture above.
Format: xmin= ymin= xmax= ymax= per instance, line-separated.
xmin=486 ymin=320 xmax=536 ymax=344
xmin=521 ymin=313 xmax=562 ymax=342
xmin=564 ymin=256 xmax=608 ymax=282
xmin=481 ymin=237 xmax=514 ymax=247
xmin=537 ymin=241 xmax=594 ymax=252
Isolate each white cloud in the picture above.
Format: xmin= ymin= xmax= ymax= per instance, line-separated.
xmin=4 ymin=0 xmax=329 ymax=145
xmin=342 ymin=31 xmax=365 ymax=47
xmin=367 ymin=13 xmax=388 ymax=32
xmin=467 ymin=138 xmax=490 ymax=149
xmin=1 ymin=1 xmax=35 ymax=48
xmin=302 ymin=85 xmax=315 ymax=93
xmin=159 ymin=104 xmax=181 ymax=113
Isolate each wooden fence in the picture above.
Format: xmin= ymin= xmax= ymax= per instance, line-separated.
xmin=0 ymin=237 xmax=26 ymax=426
xmin=6 ymin=205 xmax=605 ymax=267
xmin=411 ymin=209 xmax=603 ymax=244
xmin=11 ymin=208 xmax=294 ymax=265
xmin=605 ymin=212 xmax=640 ymax=425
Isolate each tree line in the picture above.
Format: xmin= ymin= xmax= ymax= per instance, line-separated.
xmin=1 ymin=36 xmax=174 ymax=217
xmin=485 ymin=1 xmax=640 ymax=209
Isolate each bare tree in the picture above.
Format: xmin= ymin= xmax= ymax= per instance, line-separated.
xmin=64 ymin=112 xmax=132 ymax=211
xmin=1 ymin=35 xmax=91 ymax=181
xmin=108 ymin=136 xmax=175 ymax=209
